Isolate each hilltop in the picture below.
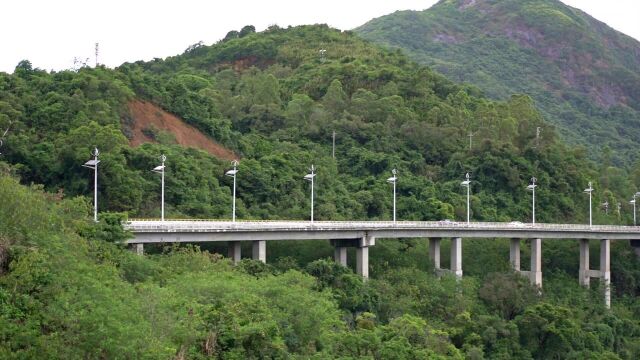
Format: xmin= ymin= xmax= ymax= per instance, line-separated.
xmin=356 ymin=0 xmax=640 ymax=165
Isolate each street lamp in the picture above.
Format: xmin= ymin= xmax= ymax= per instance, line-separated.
xmin=304 ymin=165 xmax=316 ymax=223
xmin=152 ymin=154 xmax=166 ymax=221
xmin=225 ymin=160 xmax=239 ymax=222
xmin=461 ymin=173 xmax=471 ymax=224
xmin=387 ymin=169 xmax=398 ymax=223
xmin=526 ymin=177 xmax=537 ymax=224
xmin=82 ymin=147 xmax=100 ymax=222
xmin=631 ymin=192 xmax=640 ymax=226
xmin=584 ymin=182 xmax=594 ymax=226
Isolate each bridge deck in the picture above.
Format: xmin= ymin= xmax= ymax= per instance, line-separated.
xmin=124 ymin=220 xmax=640 ymax=243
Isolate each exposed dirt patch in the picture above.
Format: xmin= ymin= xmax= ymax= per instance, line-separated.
xmin=125 ymin=100 xmax=237 ymax=160
xmin=212 ymin=56 xmax=276 ymax=73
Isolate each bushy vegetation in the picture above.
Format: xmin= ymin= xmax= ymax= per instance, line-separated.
xmin=356 ymin=0 xmax=640 ymax=165
xmin=1 ymin=24 xmax=639 ymax=358
xmin=1 ymin=172 xmax=640 ymax=358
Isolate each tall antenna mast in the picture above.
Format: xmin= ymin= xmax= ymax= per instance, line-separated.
xmin=95 ymin=42 xmax=99 ymax=67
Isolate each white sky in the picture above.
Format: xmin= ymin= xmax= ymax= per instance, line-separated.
xmin=0 ymin=0 xmax=638 ymax=73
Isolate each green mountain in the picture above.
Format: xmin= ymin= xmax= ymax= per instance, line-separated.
xmin=356 ymin=0 xmax=640 ymax=165
xmin=1 ymin=24 xmax=640 ymax=358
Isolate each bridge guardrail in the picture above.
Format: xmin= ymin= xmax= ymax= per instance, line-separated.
xmin=124 ymin=220 xmax=640 ymax=233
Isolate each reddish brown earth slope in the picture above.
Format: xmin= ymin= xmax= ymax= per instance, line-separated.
xmin=126 ymin=99 xmax=237 ymax=160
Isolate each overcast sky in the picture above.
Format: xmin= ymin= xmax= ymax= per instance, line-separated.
xmin=1 ymin=0 xmax=638 ymax=73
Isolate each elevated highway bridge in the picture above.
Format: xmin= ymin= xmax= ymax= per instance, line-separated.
xmin=125 ymin=219 xmax=640 ymax=308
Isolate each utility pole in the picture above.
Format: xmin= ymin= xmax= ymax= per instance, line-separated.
xmin=95 ymin=43 xmax=99 ymax=67
xmin=332 ymin=131 xmax=336 ymax=159
xmin=468 ymin=131 xmax=474 ymax=151
xmin=536 ymin=127 xmax=542 ymax=148
xmin=0 ymin=120 xmax=11 ymax=155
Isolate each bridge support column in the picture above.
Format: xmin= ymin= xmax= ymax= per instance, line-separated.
xmin=579 ymin=239 xmax=590 ymax=287
xmin=530 ymin=238 xmax=542 ymax=288
xmin=429 ymin=238 xmax=441 ymax=270
xmin=451 ymin=237 xmax=463 ymax=279
xmin=356 ymin=246 xmax=369 ymax=279
xmin=576 ymin=239 xmax=611 ymax=309
xmin=601 ymin=239 xmax=611 ymax=309
xmin=510 ymin=238 xmax=520 ymax=271
xmin=252 ymin=240 xmax=266 ymax=263
xmin=228 ymin=241 xmax=241 ymax=265
xmin=334 ymin=246 xmax=348 ymax=267
xmin=131 ymin=243 xmax=144 ymax=256
xmin=356 ymin=235 xmax=375 ymax=280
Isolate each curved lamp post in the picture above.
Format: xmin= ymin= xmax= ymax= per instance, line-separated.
xmin=526 ymin=177 xmax=537 ymax=224
xmin=461 ymin=173 xmax=471 ymax=224
xmin=304 ymin=165 xmax=316 ymax=223
xmin=387 ymin=169 xmax=398 ymax=223
xmin=225 ymin=160 xmax=239 ymax=222
xmin=152 ymin=154 xmax=166 ymax=221
xmin=82 ymin=147 xmax=100 ymax=222
xmin=584 ymin=182 xmax=594 ymax=226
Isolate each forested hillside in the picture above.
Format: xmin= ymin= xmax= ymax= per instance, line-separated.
xmin=1 ymin=24 xmax=640 ymax=358
xmin=356 ymin=0 xmax=640 ymax=165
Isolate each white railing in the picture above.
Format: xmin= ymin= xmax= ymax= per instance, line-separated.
xmin=124 ymin=219 xmax=640 ymax=233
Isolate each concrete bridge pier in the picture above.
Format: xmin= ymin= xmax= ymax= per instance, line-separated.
xmin=530 ymin=238 xmax=543 ymax=288
xmin=601 ymin=239 xmax=611 ymax=309
xmin=357 ymin=235 xmax=375 ymax=279
xmin=356 ymin=247 xmax=369 ymax=279
xmin=579 ymin=239 xmax=590 ymax=286
xmin=451 ymin=237 xmax=463 ymax=279
xmin=331 ymin=237 xmax=374 ymax=279
xmin=579 ymin=239 xmax=611 ymax=308
xmin=330 ymin=239 xmax=352 ymax=267
xmin=429 ymin=237 xmax=462 ymax=279
xmin=130 ymin=243 xmax=144 ymax=256
xmin=509 ymin=238 xmax=520 ymax=271
xmin=510 ymin=238 xmax=542 ymax=288
xmin=228 ymin=241 xmax=242 ymax=264
xmin=429 ymin=237 xmax=441 ymax=269
xmin=252 ymin=240 xmax=266 ymax=263
xmin=334 ymin=246 xmax=348 ymax=267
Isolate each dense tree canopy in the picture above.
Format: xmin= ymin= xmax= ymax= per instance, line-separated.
xmin=1 ymin=24 xmax=639 ymax=358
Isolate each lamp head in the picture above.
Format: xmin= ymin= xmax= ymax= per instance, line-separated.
xmin=83 ymin=158 xmax=100 ymax=169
